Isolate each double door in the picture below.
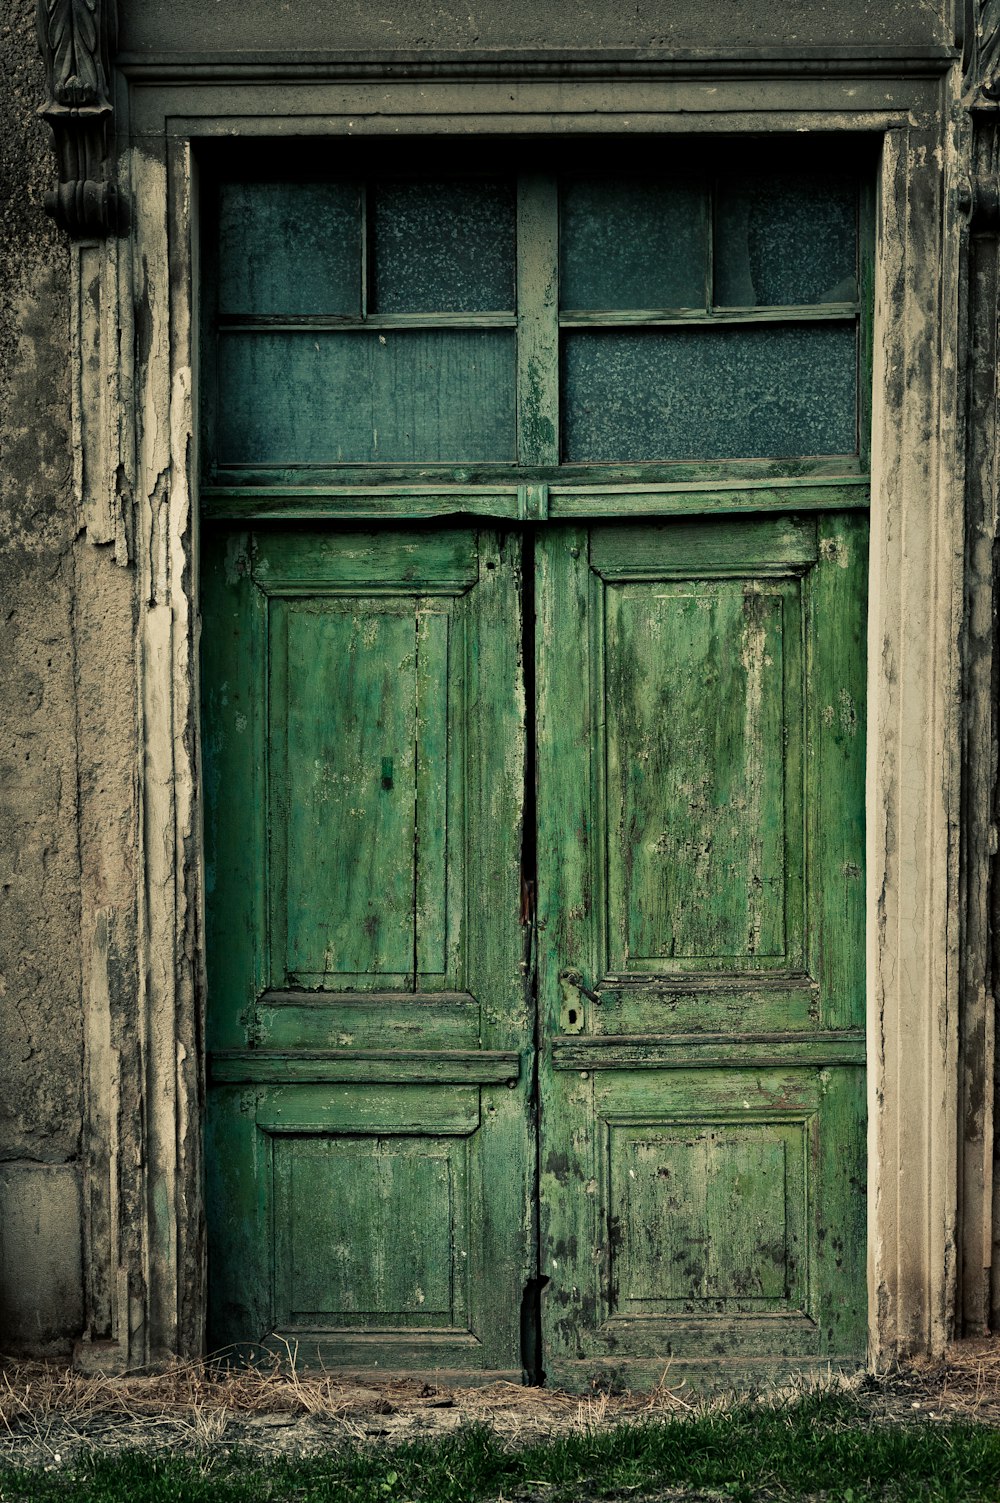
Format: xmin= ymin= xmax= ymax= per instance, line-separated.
xmin=202 ymin=509 xmax=867 ymax=1386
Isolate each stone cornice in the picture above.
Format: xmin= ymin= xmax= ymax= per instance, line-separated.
xmin=116 ymin=45 xmax=959 ymax=83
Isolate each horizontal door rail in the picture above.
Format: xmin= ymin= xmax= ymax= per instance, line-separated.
xmin=201 ymin=475 xmax=870 ymax=523
xmin=209 ymin=1048 xmax=521 ymax=1085
xmin=257 ymin=989 xmax=478 ymax=1008
xmin=551 ymin=1031 xmax=865 ymax=1071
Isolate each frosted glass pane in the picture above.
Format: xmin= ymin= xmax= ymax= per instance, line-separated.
xmin=217 ymin=330 xmax=515 ymax=464
xmin=562 ymin=325 xmax=857 ymax=461
xmin=372 ymin=179 xmax=515 ymax=312
xmin=714 ymin=174 xmax=858 ymax=307
xmin=218 ymin=182 xmax=361 ymax=316
xmin=560 ymin=177 xmax=708 ymax=310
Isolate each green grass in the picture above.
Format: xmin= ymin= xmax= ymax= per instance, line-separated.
xmin=2 ymin=1394 xmax=999 ymax=1502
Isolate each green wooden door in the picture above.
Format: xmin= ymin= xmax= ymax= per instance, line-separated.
xmin=202 ymin=526 xmax=531 ymax=1372
xmin=200 ymin=150 xmax=869 ymax=1383
xmin=535 ymin=514 xmax=867 ymax=1387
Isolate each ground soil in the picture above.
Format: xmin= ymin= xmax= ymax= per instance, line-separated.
xmin=2 ymin=1340 xmax=999 ymax=1470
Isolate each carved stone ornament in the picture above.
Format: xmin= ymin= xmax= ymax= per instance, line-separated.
xmin=966 ymin=0 xmax=1000 ymax=101
xmin=36 ymin=0 xmax=129 ymax=237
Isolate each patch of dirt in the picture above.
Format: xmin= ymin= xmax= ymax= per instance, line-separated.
xmin=857 ymin=1337 xmax=1000 ymax=1424
xmin=1 ymin=1339 xmax=999 ymax=1471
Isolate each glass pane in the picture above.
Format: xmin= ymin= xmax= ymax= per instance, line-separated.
xmin=218 ymin=182 xmax=362 ymax=316
xmin=714 ymin=173 xmax=858 ymax=307
xmin=372 ymin=179 xmax=516 ymax=312
xmin=562 ymin=325 xmax=857 ymax=461
xmin=216 ymin=330 xmax=515 ymax=463
xmin=560 ymin=177 xmax=708 ymax=310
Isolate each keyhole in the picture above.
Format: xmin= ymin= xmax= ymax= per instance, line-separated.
xmin=568 ymin=1008 xmax=577 ymax=1025
xmin=381 ymin=757 xmax=393 ymax=790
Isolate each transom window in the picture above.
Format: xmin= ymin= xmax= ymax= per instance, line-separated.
xmin=200 ymin=144 xmax=871 ymax=483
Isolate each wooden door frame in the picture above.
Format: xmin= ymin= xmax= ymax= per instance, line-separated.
xmin=75 ymin=54 xmax=965 ymax=1368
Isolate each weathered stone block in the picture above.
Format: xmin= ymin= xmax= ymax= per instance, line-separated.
xmin=0 ymin=1164 xmax=83 ymax=1354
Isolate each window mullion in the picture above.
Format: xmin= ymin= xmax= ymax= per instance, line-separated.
xmin=516 ymin=174 xmax=560 ymax=467
xmin=858 ymin=178 xmax=875 ymax=470
xmin=360 ymin=179 xmax=369 ymax=318
xmin=706 ymin=177 xmax=715 ymax=313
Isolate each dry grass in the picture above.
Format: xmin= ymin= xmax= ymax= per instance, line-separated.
xmin=879 ymin=1337 xmax=1000 ymax=1423
xmin=0 ymin=1343 xmax=698 ymax=1466
xmin=0 ymin=1353 xmax=688 ymax=1429
xmin=0 ymin=1334 xmax=700 ymax=1436
xmin=3 ymin=1338 xmax=1000 ymax=1469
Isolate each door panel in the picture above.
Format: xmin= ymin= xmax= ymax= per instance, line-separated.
xmin=602 ymin=572 xmax=802 ymax=971
xmin=536 ymin=513 xmax=867 ymax=1386
xmin=270 ymin=590 xmax=458 ymax=989
xmin=203 ymin=525 xmax=532 ymax=1372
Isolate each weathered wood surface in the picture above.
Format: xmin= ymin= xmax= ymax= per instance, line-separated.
xmin=536 ymin=515 xmax=867 ymax=1386
xmin=201 ymin=476 xmax=869 ymax=522
xmin=202 ymin=525 xmax=531 ymax=1370
xmin=200 ymin=163 xmax=869 ymax=1384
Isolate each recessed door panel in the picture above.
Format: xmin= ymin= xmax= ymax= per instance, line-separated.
xmin=271 ymin=1133 xmax=464 ymax=1328
xmin=269 ymin=597 xmax=454 ymax=988
xmin=280 ymin=600 xmax=419 ymax=980
xmin=606 ymin=1116 xmax=808 ymax=1313
xmin=603 ymin=577 xmax=800 ymax=970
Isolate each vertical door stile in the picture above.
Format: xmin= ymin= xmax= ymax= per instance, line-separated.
xmin=463 ymin=529 xmax=534 ymax=1369
xmin=266 ymin=585 xmax=287 ymax=995
xmin=536 ymin=527 xmax=599 ymax=1365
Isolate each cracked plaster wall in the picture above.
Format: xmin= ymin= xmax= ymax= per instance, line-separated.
xmin=120 ymin=0 xmax=951 ymax=54
xmin=0 ymin=3 xmax=137 ymax=1356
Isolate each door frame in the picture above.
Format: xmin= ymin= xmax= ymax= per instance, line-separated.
xmin=77 ymin=54 xmax=965 ymax=1368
